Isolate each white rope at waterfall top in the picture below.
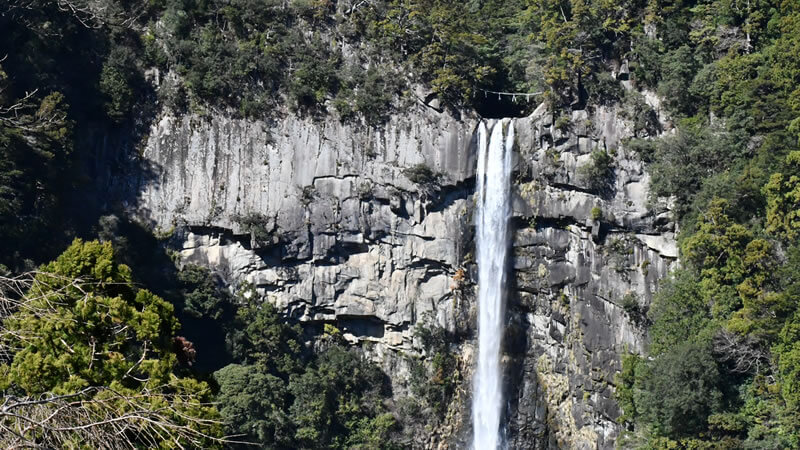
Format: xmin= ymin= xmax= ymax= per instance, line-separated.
xmin=476 ymin=89 xmax=544 ymax=102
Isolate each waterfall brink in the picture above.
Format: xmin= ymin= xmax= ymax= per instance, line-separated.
xmin=472 ymin=119 xmax=514 ymax=450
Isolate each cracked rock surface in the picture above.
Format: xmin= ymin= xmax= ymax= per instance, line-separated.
xmin=117 ymin=99 xmax=677 ymax=449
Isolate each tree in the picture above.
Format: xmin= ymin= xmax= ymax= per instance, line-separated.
xmin=636 ymin=342 xmax=724 ymax=438
xmin=214 ymin=301 xmax=399 ymax=448
xmin=578 ymin=149 xmax=614 ymax=193
xmin=0 ymin=239 xmax=224 ymax=447
xmin=0 ymin=66 xmax=72 ymax=268
xmin=225 ymin=301 xmax=304 ymax=375
xmin=682 ymin=198 xmax=752 ymax=319
xmin=615 ymin=353 xmax=645 ymax=426
xmin=657 ymin=45 xmax=700 ymax=115
xmin=213 ymin=301 xmax=304 ymax=446
xmin=763 ymin=151 xmax=800 ymax=241
xmin=646 ymin=269 xmax=712 ymax=356
xmin=775 ymin=308 xmax=800 ymax=412
xmin=99 ymin=46 xmax=140 ymax=121
xmin=214 ymin=364 xmax=293 ymax=447
xmin=178 ymin=264 xmax=234 ymax=321
xmin=289 ymin=345 xmax=397 ymax=449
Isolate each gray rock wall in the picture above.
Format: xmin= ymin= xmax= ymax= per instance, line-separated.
xmin=134 ymin=107 xmax=478 ymax=352
xmin=124 ymin=99 xmax=676 ymax=448
xmin=505 ymin=105 xmax=676 ymax=449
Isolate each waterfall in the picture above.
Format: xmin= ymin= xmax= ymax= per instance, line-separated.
xmin=472 ymin=119 xmax=514 ymax=450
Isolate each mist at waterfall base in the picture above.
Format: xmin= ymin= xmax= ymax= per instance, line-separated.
xmin=472 ymin=119 xmax=514 ymax=450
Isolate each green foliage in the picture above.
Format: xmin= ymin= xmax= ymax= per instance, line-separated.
xmin=620 ymin=90 xmax=660 ymax=137
xmin=1 ymin=240 xmax=179 ymax=394
xmin=289 ymin=346 xmax=396 ymax=449
xmin=407 ymin=321 xmax=459 ymax=420
xmin=288 ymin=37 xmax=341 ymax=112
xmin=623 ymin=110 xmax=800 ymax=445
xmin=763 ymin=151 xmax=800 ymax=240
xmin=682 ymin=199 xmax=755 ymax=319
xmin=233 ymin=212 xmax=273 ymax=247
xmin=647 ymin=270 xmax=713 ymax=356
xmin=150 ymin=0 xmax=548 ymax=114
xmin=404 ymin=163 xmax=439 ymax=186
xmin=0 ymin=75 xmax=73 ymax=268
xmin=621 ymin=292 xmax=645 ymax=324
xmin=631 ymin=124 xmax=747 ymax=215
xmin=225 ymin=302 xmax=304 ymax=375
xmin=178 ymin=264 xmax=234 ymax=321
xmin=0 ymin=239 xmax=221 ymax=445
xmin=657 ymin=45 xmax=701 ymax=116
xmin=99 ymin=46 xmax=140 ymax=121
xmin=215 ymin=301 xmax=399 ymax=448
xmin=214 ymin=364 xmax=292 ymax=446
xmin=578 ymin=150 xmax=614 ymax=193
xmin=0 ymin=0 xmax=165 ymax=270
xmin=776 ymin=312 xmax=800 ymax=411
xmin=623 ymin=132 xmax=800 ymax=445
xmin=527 ymin=0 xmax=646 ymax=104
xmin=635 ymin=342 xmax=724 ymax=439
xmin=377 ymin=0 xmax=504 ymax=104
xmin=590 ymin=206 xmax=603 ymax=221
xmin=554 ymin=114 xmax=571 ymax=132
xmin=334 ymin=65 xmax=398 ymax=125
xmin=616 ymin=353 xmax=645 ymax=425
xmin=7 ymin=0 xmax=800 ymax=447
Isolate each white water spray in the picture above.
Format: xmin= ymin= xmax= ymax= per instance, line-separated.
xmin=472 ymin=119 xmax=514 ymax=450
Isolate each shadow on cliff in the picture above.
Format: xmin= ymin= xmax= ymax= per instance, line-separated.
xmin=501 ymin=219 xmax=557 ymax=449
xmin=65 ymin=88 xmax=237 ymax=374
xmin=95 ymin=215 xmax=235 ymax=374
xmin=73 ymin=112 xmax=162 ymax=232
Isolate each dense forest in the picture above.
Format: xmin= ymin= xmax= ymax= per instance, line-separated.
xmin=2 ymin=0 xmax=800 ymax=448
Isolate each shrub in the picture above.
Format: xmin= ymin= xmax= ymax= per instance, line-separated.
xmin=635 ymin=124 xmax=747 ymax=215
xmin=554 ymin=114 xmax=571 ymax=132
xmin=621 ymin=292 xmax=647 ymax=325
xmin=591 ymin=206 xmax=603 ymax=221
xmin=647 ymin=270 xmax=712 ymax=356
xmin=657 ymin=45 xmax=701 ymax=116
xmin=579 ymin=150 xmax=614 ymax=193
xmin=234 ymin=212 xmax=273 ymax=247
xmin=177 ymin=264 xmax=234 ymax=320
xmin=99 ymin=47 xmax=140 ymax=121
xmin=404 ymin=163 xmax=439 ymax=186
xmin=0 ymin=240 xmax=222 ymax=446
xmin=301 ymin=186 xmax=316 ymax=205
xmin=408 ymin=322 xmax=458 ymax=419
xmin=637 ymin=342 xmax=724 ymax=438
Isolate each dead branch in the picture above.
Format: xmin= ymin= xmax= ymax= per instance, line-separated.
xmin=0 ymin=88 xmax=70 ymax=142
xmin=713 ymin=328 xmax=769 ymax=374
xmin=0 ymin=386 xmax=248 ymax=448
xmin=3 ymin=0 xmax=147 ymax=30
xmin=0 ymin=272 xmax=253 ymax=447
xmin=345 ymin=0 xmax=375 ymax=15
xmin=0 ymin=89 xmax=39 ymax=117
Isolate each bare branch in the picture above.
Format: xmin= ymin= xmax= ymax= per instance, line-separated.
xmin=713 ymin=329 xmax=769 ymax=374
xmin=0 ymin=272 xmax=254 ymax=448
xmin=0 ymin=386 xmax=250 ymax=448
xmin=2 ymin=0 xmax=147 ymax=30
xmin=345 ymin=0 xmax=375 ymax=15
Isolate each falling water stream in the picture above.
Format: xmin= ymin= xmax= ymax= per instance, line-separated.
xmin=472 ymin=119 xmax=514 ymax=450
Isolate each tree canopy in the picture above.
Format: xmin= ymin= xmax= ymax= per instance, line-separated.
xmin=0 ymin=239 xmax=223 ymax=447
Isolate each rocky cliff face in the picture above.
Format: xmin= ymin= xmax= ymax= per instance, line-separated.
xmin=506 ymin=103 xmax=676 ymax=449
xmin=118 ymin=95 xmax=677 ymax=448
xmin=133 ymin=106 xmax=478 ymax=351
